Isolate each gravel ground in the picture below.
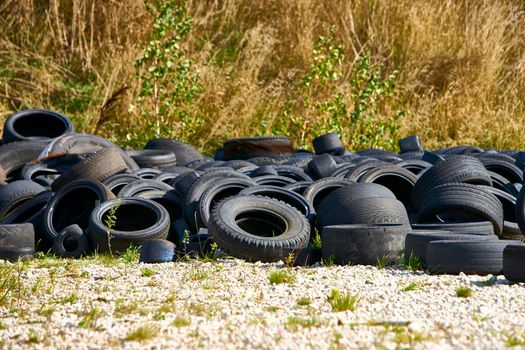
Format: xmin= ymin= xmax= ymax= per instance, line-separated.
xmin=1 ymin=257 xmax=525 ymax=350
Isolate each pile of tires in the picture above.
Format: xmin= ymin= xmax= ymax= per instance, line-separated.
xmin=0 ymin=110 xmax=524 ymax=281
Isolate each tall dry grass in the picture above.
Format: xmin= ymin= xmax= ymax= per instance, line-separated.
xmin=1 ymin=0 xmax=524 ymax=153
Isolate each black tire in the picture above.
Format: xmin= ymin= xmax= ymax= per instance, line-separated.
xmin=358 ymin=165 xmax=417 ymax=210
xmin=3 ymin=109 xmax=74 ymax=143
xmin=51 ymin=147 xmax=129 ymax=191
xmin=516 ymin=185 xmax=525 ymax=235
xmin=317 ymin=189 xmax=409 ymax=229
xmin=312 ymin=133 xmax=345 ymax=156
xmin=132 ymin=168 xmax=163 ymax=179
xmin=133 ymin=190 xmax=183 ymax=222
xmin=43 ymin=180 xmax=115 ymax=242
xmin=421 ymin=151 xmax=445 ymax=165
xmin=117 ymin=179 xmax=173 ymax=198
xmin=426 ymin=240 xmax=518 ymax=275
xmin=169 ymin=218 xmax=191 ymax=243
xmin=1 ymin=191 xmax=53 ymax=250
xmin=171 ymin=170 xmax=200 ymax=198
xmin=283 ymin=181 xmax=312 ymax=195
xmin=239 ymin=185 xmax=315 ymax=223
xmin=291 ymin=247 xmax=322 ymax=267
xmin=253 ymin=175 xmax=296 ymax=187
xmin=356 ymin=148 xmax=396 ymax=156
xmin=411 ymin=156 xmax=492 ymax=210
xmin=322 ymin=224 xmax=411 ymax=265
xmin=208 ymin=195 xmax=310 ymax=262
xmin=480 ymin=158 xmax=523 ymax=184
xmin=248 ymin=157 xmax=286 ymax=166
xmin=274 ymin=165 xmax=313 ymax=182
xmin=344 ymin=160 xmax=391 ymax=182
xmin=219 ymin=160 xmax=256 ymax=170
xmin=329 ymin=163 xmax=357 ymax=178
xmin=282 ymin=156 xmax=311 ymax=169
xmin=398 ymin=135 xmax=423 ymax=153
xmin=416 ymin=183 xmax=504 ymax=236
xmin=404 ymin=230 xmax=497 ymax=267
xmin=411 ymin=221 xmax=495 ymax=236
xmin=39 ymin=133 xmax=139 ymax=171
xmin=308 ymin=154 xmax=337 ymax=179
xmin=198 ymin=177 xmax=257 ymax=228
xmin=303 ymin=178 xmax=355 ymax=210
xmin=52 ymin=224 xmax=89 ymax=258
xmin=20 ymin=154 xmax=84 ymax=182
xmin=482 ymin=186 xmax=521 ymax=239
xmin=0 ymin=180 xmax=46 ymax=219
xmin=196 ymin=160 xmax=224 ymax=171
xmin=183 ymin=169 xmax=251 ymax=231
xmin=127 ymin=150 xmax=177 ymax=170
xmin=177 ymin=229 xmax=214 ymax=258
xmin=395 ymin=159 xmax=432 ymax=176
xmin=144 ymin=138 xmax=203 ymax=165
xmin=223 ymin=136 xmax=293 ymax=161
xmin=0 ymin=223 xmax=35 ymax=261
xmin=88 ymin=198 xmax=170 ymax=254
xmin=488 ymin=171 xmax=520 ymax=197
xmin=250 ymin=166 xmax=279 ymax=177
xmin=139 ymin=239 xmax=176 ymax=263
xmin=184 ymin=158 xmax=214 ymax=169
xmin=153 ymin=172 xmax=179 ymax=184
xmin=103 ymin=173 xmax=141 ymax=196
xmin=503 ymin=244 xmax=525 ymax=282
xmin=0 ymin=140 xmax=49 ymax=181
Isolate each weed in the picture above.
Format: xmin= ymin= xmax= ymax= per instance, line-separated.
xmin=266 ymin=306 xmax=279 ymax=312
xmin=119 ymin=246 xmax=140 ymax=264
xmin=38 ymin=307 xmax=56 ymax=318
xmin=284 ymin=252 xmax=296 ymax=267
xmin=286 ymin=316 xmax=322 ymax=331
xmin=327 ymin=288 xmax=358 ymax=312
xmin=375 ymin=256 xmax=392 ymax=270
xmin=479 ymin=276 xmax=497 ymax=286
xmin=505 ymin=333 xmax=525 ymax=347
xmin=141 ymin=268 xmax=156 ymax=277
xmin=387 ymin=325 xmax=429 ymax=345
xmin=78 ymin=305 xmax=103 ymax=329
xmin=456 ymin=285 xmax=473 ymax=298
xmin=115 ymin=301 xmax=139 ymax=318
xmin=0 ymin=321 xmax=5 ymax=330
xmin=187 ymin=302 xmax=216 ymax=318
xmin=297 ymin=297 xmax=312 ymax=306
xmin=268 ymin=270 xmax=295 ymax=284
xmin=172 ymin=316 xmax=190 ymax=327
xmin=26 ymin=329 xmax=41 ymax=344
xmin=104 ymin=199 xmax=121 ymax=256
xmin=309 ymin=230 xmax=322 ymax=249
xmin=125 ymin=324 xmax=158 ymax=342
xmin=60 ymin=293 xmax=79 ymax=304
xmin=403 ymin=252 xmax=423 ymax=272
xmin=322 ymin=255 xmax=336 ymax=267
xmin=187 ymin=269 xmax=209 ymax=281
xmin=401 ymin=283 xmax=419 ymax=292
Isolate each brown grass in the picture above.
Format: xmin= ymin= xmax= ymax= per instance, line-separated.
xmin=1 ymin=0 xmax=524 ymax=153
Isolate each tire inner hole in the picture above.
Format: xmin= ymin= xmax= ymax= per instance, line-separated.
xmin=235 ymin=210 xmax=287 ymax=237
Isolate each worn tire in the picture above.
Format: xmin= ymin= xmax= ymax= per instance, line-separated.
xmin=303 ymin=178 xmax=355 ymax=210
xmin=0 ymin=223 xmax=35 ymax=261
xmin=127 ymin=150 xmax=177 ymax=170
xmin=144 ymin=138 xmax=203 ymax=165
xmin=3 ymin=109 xmax=74 ymax=143
xmin=503 ymin=244 xmax=525 ymax=282
xmin=411 ymin=221 xmax=495 ymax=236
xmin=0 ymin=180 xmax=46 ymax=220
xmin=0 ymin=140 xmax=49 ymax=181
xmin=139 ymin=239 xmax=176 ymax=263
xmin=208 ymin=195 xmax=310 ymax=262
xmin=52 ymin=224 xmax=89 ymax=258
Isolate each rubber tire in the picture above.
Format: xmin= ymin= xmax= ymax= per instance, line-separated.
xmin=358 ymin=165 xmax=417 ymax=210
xmin=183 ymin=169 xmax=251 ymax=231
xmin=516 ymin=185 xmax=525 ymax=235
xmin=0 ymin=140 xmax=49 ymax=181
xmin=426 ymin=240 xmax=518 ymax=275
xmin=308 ymin=154 xmax=337 ymax=179
xmin=132 ymin=168 xmax=163 ymax=179
xmin=274 ymin=165 xmax=313 ymax=182
xmin=223 ymin=136 xmax=293 ymax=161
xmin=43 ymin=180 xmax=115 ymax=242
xmin=317 ymin=190 xmax=409 ymax=229
xmin=208 ymin=195 xmax=310 ymax=262
xmin=117 ymin=179 xmax=173 ymax=198
xmin=312 ymin=133 xmax=345 ymax=156
xmin=3 ymin=109 xmax=74 ymax=143
xmin=88 ymin=198 xmax=170 ymax=254
xmin=322 ymin=224 xmax=411 ymax=266
xmin=480 ymin=158 xmax=523 ymax=184
xmin=250 ymin=166 xmax=279 ymax=178
xmin=133 ymin=190 xmax=183 ymax=222
xmin=290 ymin=247 xmax=322 ymax=267
xmin=398 ymin=135 xmax=423 ymax=153
xmin=127 ymin=150 xmax=177 ymax=170
xmin=0 ymin=180 xmax=46 ymax=219
xmin=139 ymin=239 xmax=176 ymax=263
xmin=404 ymin=230 xmax=497 ymax=267
xmin=303 ymin=178 xmax=355 ymax=210
xmin=416 ymin=183 xmax=504 ymax=236
xmin=51 ymin=147 xmax=129 ymax=191
xmin=239 ymin=185 xmax=315 ymax=223
xmin=103 ymin=173 xmax=141 ymax=196
xmin=411 ymin=221 xmax=496 ymax=236
xmin=253 ymin=175 xmax=296 ymax=187
xmin=0 ymin=223 xmax=35 ymax=261
xmin=503 ymin=244 xmax=525 ymax=282
xmin=395 ymin=159 xmax=432 ymax=176
xmin=198 ymin=177 xmax=257 ymax=228
xmin=411 ymin=156 xmax=492 ymax=210
xmin=52 ymin=224 xmax=89 ymax=258
xmin=344 ymin=160 xmax=391 ymax=182
xmin=144 ymin=138 xmax=203 ymax=166
xmin=283 ymin=181 xmax=312 ymax=195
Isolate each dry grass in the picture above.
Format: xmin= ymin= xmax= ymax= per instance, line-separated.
xmin=1 ymin=0 xmax=524 ymax=152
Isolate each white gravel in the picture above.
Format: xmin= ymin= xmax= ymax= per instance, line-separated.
xmin=1 ymin=258 xmax=525 ymax=349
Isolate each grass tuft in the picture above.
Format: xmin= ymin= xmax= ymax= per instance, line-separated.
xmin=327 ymin=288 xmax=358 ymax=312
xmin=125 ymin=324 xmax=158 ymax=342
xmin=268 ymin=270 xmax=295 ymax=284
xmin=296 ymin=297 xmax=312 ymax=306
xmin=455 ymin=285 xmax=473 ymax=298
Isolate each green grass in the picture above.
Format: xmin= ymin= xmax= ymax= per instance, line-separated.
xmin=268 ymin=270 xmax=295 ymax=284
xmin=375 ymin=256 xmax=392 ymax=270
xmin=60 ymin=293 xmax=79 ymax=304
xmin=479 ymin=276 xmax=497 ymax=286
xmin=125 ymin=324 xmax=158 ymax=342
xmin=403 ymin=252 xmax=423 ymax=272
xmin=26 ymin=329 xmax=41 ymax=344
xmin=505 ymin=334 xmax=525 ymax=347
xmin=401 ymin=282 xmax=420 ymax=292
xmin=172 ymin=316 xmax=190 ymax=327
xmin=455 ymin=285 xmax=473 ymax=298
xmin=286 ymin=316 xmax=322 ymax=331
xmin=296 ymin=297 xmax=312 ymax=306
xmin=141 ymin=268 xmax=156 ymax=277
xmin=327 ymin=288 xmax=358 ymax=312
xmin=78 ymin=305 xmax=103 ymax=329
xmin=115 ymin=301 xmax=139 ymax=318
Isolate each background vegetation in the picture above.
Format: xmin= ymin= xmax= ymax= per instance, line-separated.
xmin=1 ymin=0 xmax=524 ymax=154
